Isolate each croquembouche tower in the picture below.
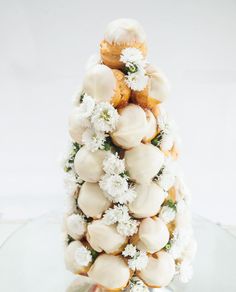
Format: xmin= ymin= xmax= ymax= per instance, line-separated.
xmin=62 ymin=19 xmax=196 ymax=291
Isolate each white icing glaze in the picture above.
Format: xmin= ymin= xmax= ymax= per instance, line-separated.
xmin=111 ymin=104 xmax=147 ymax=149
xmin=129 ymin=182 xmax=166 ymax=218
xmin=74 ymin=147 xmax=106 ymax=183
xmin=104 ymin=18 xmax=146 ymax=45
xmin=64 ymin=241 xmax=88 ymax=274
xmin=125 ymin=143 xmax=164 ymax=184
xmin=88 ymin=254 xmax=130 ymax=289
xmin=65 ymin=214 xmax=86 ymax=240
xmin=87 ymin=220 xmax=127 ymax=254
xmin=137 ymin=217 xmax=169 ymax=253
xmin=83 ymin=64 xmax=116 ymax=103
xmin=146 ymin=65 xmax=170 ymax=102
xmin=68 ymin=108 xmax=86 ymax=144
xmin=139 ymin=251 xmax=175 ymax=287
xmin=143 ymin=110 xmax=157 ymax=142
xmin=77 ymin=182 xmax=111 ymax=218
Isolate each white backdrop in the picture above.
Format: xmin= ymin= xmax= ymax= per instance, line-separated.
xmin=0 ymin=0 xmax=236 ymax=224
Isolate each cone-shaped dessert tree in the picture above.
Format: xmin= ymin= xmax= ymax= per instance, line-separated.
xmin=62 ymin=19 xmax=196 ymax=291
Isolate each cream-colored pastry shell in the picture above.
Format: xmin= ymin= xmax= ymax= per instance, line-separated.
xmin=78 ymin=182 xmax=111 ymax=219
xmin=138 ymin=251 xmax=175 ymax=288
xmin=83 ymin=64 xmax=116 ymax=103
xmin=64 ymin=241 xmax=90 ymax=274
xmin=129 ymin=183 xmax=166 ymax=218
xmin=68 ymin=108 xmax=85 ymax=144
xmin=143 ymin=110 xmax=158 ymax=143
xmin=146 ymin=65 xmax=170 ymax=103
xmin=136 ymin=217 xmax=169 ymax=253
xmin=111 ymin=104 xmax=147 ymax=149
xmin=125 ymin=143 xmax=164 ymax=184
xmin=87 ymin=220 xmax=127 ymax=254
xmin=74 ymin=147 xmax=106 ymax=183
xmin=104 ymin=18 xmax=146 ymax=45
xmin=88 ymin=254 xmax=130 ymax=290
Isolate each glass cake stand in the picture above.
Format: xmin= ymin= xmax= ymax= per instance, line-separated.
xmin=0 ymin=213 xmax=235 ymax=292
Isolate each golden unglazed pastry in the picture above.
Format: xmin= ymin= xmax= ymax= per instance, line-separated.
xmin=74 ymin=147 xmax=106 ymax=183
xmin=87 ymin=220 xmax=127 ymax=254
xmin=136 ymin=217 xmax=169 ymax=253
xmin=138 ymin=251 xmax=175 ymax=288
xmin=142 ymin=110 xmax=158 ymax=143
xmin=111 ymin=104 xmax=147 ymax=149
xmin=132 ymin=65 xmax=170 ymax=109
xmin=125 ymin=143 xmax=164 ymax=184
xmin=65 ymin=214 xmax=87 ymax=240
xmin=77 ymin=182 xmax=111 ymax=219
xmin=128 ymin=182 xmax=166 ymax=218
xmin=88 ymin=254 xmax=130 ymax=290
xmin=100 ymin=18 xmax=147 ymax=69
xmin=83 ymin=64 xmax=130 ymax=107
xmin=64 ymin=241 xmax=91 ymax=274
xmin=68 ymin=107 xmax=85 ymax=144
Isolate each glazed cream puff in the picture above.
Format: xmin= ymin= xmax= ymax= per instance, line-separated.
xmin=65 ymin=214 xmax=87 ymax=240
xmin=128 ymin=182 xmax=166 ymax=218
xmin=138 ymin=251 xmax=175 ymax=288
xmin=142 ymin=110 xmax=158 ymax=143
xmin=83 ymin=64 xmax=130 ymax=107
xmin=135 ymin=217 xmax=169 ymax=253
xmin=132 ymin=65 xmax=170 ymax=109
xmin=68 ymin=107 xmax=86 ymax=144
xmin=111 ymin=104 xmax=147 ymax=149
xmin=124 ymin=143 xmax=164 ymax=184
xmin=74 ymin=147 xmax=106 ymax=183
xmin=64 ymin=241 xmax=92 ymax=274
xmin=100 ymin=18 xmax=147 ymax=69
xmin=86 ymin=220 xmax=127 ymax=254
xmin=77 ymin=182 xmax=111 ymax=219
xmin=88 ymin=254 xmax=131 ymax=290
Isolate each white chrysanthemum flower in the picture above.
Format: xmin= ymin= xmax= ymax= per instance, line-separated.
xmin=103 ymin=204 xmax=130 ymax=225
xmin=65 ymin=195 xmax=77 ymax=214
xmin=64 ymin=172 xmax=82 ymax=195
xmin=125 ymin=71 xmax=148 ymax=91
xmin=115 ymin=187 xmax=137 ymax=204
xmin=128 ymin=251 xmax=148 ymax=271
xmin=176 ymin=199 xmax=187 ymax=214
xmin=157 ymin=159 xmax=176 ymax=191
xmin=157 ymin=105 xmax=168 ymax=131
xmin=122 ymin=244 xmax=137 ymax=258
xmin=176 ymin=260 xmax=193 ymax=283
xmin=159 ymin=206 xmax=176 ymax=224
xmin=66 ymin=214 xmax=86 ymax=235
xmin=99 ymin=174 xmax=129 ymax=200
xmin=169 ymin=228 xmax=193 ymax=259
xmin=120 ymin=48 xmax=145 ymax=67
xmin=74 ymin=246 xmax=92 ymax=267
xmin=77 ymin=94 xmax=95 ymax=126
xmin=175 ymin=176 xmax=191 ymax=203
xmin=130 ymin=277 xmax=149 ymax=292
xmin=91 ymin=102 xmax=119 ymax=132
xmin=103 ymin=152 xmax=125 ymax=175
xmin=117 ymin=219 xmax=139 ymax=236
xmin=82 ymin=128 xmax=106 ymax=152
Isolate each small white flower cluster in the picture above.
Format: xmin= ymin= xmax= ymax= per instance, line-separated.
xmin=122 ymin=244 xmax=148 ymax=271
xmin=120 ymin=48 xmax=148 ymax=91
xmin=129 ymin=277 xmax=149 ymax=292
xmin=159 ymin=205 xmax=176 ymax=224
xmin=103 ymin=205 xmax=139 ymax=236
xmin=175 ymin=260 xmax=193 ymax=283
xmin=155 ymin=158 xmax=176 ymax=192
xmin=157 ymin=105 xmax=179 ymax=152
xmin=74 ymin=246 xmax=92 ymax=267
xmin=99 ymin=153 xmax=137 ymax=204
xmin=76 ymin=94 xmax=119 ymax=152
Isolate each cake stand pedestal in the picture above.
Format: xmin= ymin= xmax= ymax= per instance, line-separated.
xmin=0 ymin=214 xmax=235 ymax=292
